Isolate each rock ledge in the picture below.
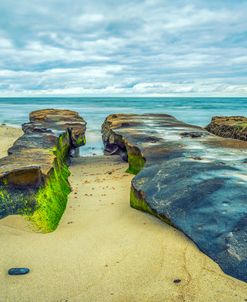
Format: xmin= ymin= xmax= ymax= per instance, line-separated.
xmin=102 ymin=113 xmax=247 ymax=282
xmin=0 ymin=109 xmax=86 ymax=232
xmin=206 ymin=116 xmax=247 ymax=141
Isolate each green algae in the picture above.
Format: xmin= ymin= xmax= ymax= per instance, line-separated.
xmin=76 ymin=135 xmax=86 ymax=146
xmin=130 ymin=187 xmax=155 ymax=215
xmin=130 ymin=187 xmax=173 ymax=226
xmin=2 ymin=178 xmax=8 ymax=185
xmin=28 ymin=164 xmax=70 ymax=232
xmin=26 ymin=133 xmax=71 ymax=232
xmin=0 ymin=189 xmax=9 ymax=200
xmin=235 ymin=123 xmax=247 ymax=130
xmin=126 ymin=153 xmax=145 ymax=175
xmin=0 ymin=186 xmax=35 ymax=217
xmin=0 ymin=131 xmax=78 ymax=232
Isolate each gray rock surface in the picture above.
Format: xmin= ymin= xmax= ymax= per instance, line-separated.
xmin=102 ymin=113 xmax=247 ymax=282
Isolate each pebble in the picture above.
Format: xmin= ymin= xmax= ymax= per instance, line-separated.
xmin=173 ymin=279 xmax=181 ymax=284
xmin=8 ymin=268 xmax=30 ymax=275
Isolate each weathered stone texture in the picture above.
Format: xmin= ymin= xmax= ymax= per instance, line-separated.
xmin=0 ymin=109 xmax=86 ymax=232
xmin=206 ymin=116 xmax=247 ymax=141
xmin=102 ymin=114 xmax=247 ymax=282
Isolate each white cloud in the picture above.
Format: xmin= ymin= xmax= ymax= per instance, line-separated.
xmin=0 ymin=0 xmax=247 ymax=96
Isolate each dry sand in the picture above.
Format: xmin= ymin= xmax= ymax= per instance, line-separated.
xmin=0 ymin=126 xmax=247 ymax=302
xmin=0 ymin=125 xmax=22 ymax=158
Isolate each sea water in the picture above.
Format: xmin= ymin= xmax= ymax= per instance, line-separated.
xmin=0 ymin=97 xmax=246 ymax=156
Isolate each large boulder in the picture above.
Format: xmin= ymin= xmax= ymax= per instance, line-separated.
xmin=102 ymin=114 xmax=247 ymax=282
xmin=206 ymin=116 xmax=247 ymax=141
xmin=0 ymin=109 xmax=86 ymax=232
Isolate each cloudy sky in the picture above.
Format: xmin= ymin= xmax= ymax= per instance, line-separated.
xmin=0 ymin=0 xmax=247 ymax=96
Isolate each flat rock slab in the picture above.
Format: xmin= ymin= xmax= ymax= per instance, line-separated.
xmin=206 ymin=116 xmax=247 ymax=141
xmin=102 ymin=114 xmax=247 ymax=282
xmin=0 ymin=109 xmax=86 ymax=232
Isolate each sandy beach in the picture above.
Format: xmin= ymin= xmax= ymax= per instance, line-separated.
xmin=0 ymin=126 xmax=247 ymax=302
xmin=0 ymin=125 xmax=23 ymax=158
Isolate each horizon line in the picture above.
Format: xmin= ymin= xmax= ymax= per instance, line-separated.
xmin=0 ymin=95 xmax=246 ymax=99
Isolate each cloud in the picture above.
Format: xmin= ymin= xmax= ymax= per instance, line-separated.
xmin=0 ymin=0 xmax=247 ymax=96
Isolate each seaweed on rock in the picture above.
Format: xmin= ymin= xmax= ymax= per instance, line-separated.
xmin=0 ymin=109 xmax=86 ymax=233
xmin=28 ymin=133 xmax=71 ymax=232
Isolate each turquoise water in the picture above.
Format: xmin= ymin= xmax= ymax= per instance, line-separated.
xmin=0 ymin=97 xmax=246 ymax=156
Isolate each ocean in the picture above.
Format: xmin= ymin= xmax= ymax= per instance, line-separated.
xmin=0 ymin=97 xmax=246 ymax=156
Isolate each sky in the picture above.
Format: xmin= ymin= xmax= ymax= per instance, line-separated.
xmin=0 ymin=0 xmax=247 ymax=97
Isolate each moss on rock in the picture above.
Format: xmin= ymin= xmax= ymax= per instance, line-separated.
xmin=76 ymin=135 xmax=86 ymax=146
xmin=28 ymin=165 xmax=70 ymax=232
xmin=130 ymin=187 xmax=173 ymax=226
xmin=126 ymin=154 xmax=145 ymax=175
xmin=27 ymin=133 xmax=71 ymax=232
xmin=126 ymin=147 xmax=145 ymax=175
xmin=0 ymin=109 xmax=87 ymax=233
xmin=235 ymin=123 xmax=247 ymax=130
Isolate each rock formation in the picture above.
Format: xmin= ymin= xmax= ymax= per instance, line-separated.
xmin=206 ymin=116 xmax=247 ymax=141
xmin=102 ymin=113 xmax=247 ymax=282
xmin=0 ymin=109 xmax=86 ymax=232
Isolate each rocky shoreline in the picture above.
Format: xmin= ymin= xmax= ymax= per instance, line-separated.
xmin=0 ymin=109 xmax=86 ymax=232
xmin=102 ymin=113 xmax=247 ymax=282
xmin=206 ymin=116 xmax=247 ymax=141
xmin=1 ymin=109 xmax=247 ymax=283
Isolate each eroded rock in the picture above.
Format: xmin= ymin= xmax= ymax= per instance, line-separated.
xmin=206 ymin=116 xmax=247 ymax=141
xmin=102 ymin=113 xmax=247 ymax=282
xmin=0 ymin=109 xmax=86 ymax=232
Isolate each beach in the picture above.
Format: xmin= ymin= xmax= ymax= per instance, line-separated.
xmin=1 ymin=126 xmax=247 ymax=302
xmin=0 ymin=125 xmax=23 ymax=158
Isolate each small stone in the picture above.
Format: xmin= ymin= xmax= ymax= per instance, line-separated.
xmin=173 ymin=279 xmax=181 ymax=284
xmin=180 ymin=131 xmax=206 ymax=138
xmin=8 ymin=268 xmax=30 ymax=275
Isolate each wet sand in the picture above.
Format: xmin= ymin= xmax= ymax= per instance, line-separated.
xmin=0 ymin=126 xmax=247 ymax=302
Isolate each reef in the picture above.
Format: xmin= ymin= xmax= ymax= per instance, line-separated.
xmin=0 ymin=109 xmax=86 ymax=232
xmin=102 ymin=113 xmax=247 ymax=282
xmin=206 ymin=116 xmax=247 ymax=141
